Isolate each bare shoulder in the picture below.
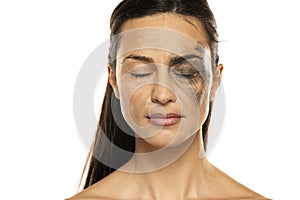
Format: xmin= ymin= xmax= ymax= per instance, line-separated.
xmin=66 ymin=195 xmax=116 ymax=200
xmin=66 ymin=171 xmax=129 ymax=200
xmin=65 ymin=186 xmax=113 ymax=200
xmin=66 ymin=195 xmax=107 ymax=200
xmin=65 ymin=187 xmax=105 ymax=200
xmin=210 ymin=165 xmax=270 ymax=200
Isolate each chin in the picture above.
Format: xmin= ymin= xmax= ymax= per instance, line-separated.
xmin=142 ymin=131 xmax=194 ymax=150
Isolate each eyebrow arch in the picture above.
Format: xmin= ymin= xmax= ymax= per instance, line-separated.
xmin=122 ymin=54 xmax=154 ymax=64
xmin=195 ymin=41 xmax=207 ymax=53
xmin=169 ymin=54 xmax=203 ymax=66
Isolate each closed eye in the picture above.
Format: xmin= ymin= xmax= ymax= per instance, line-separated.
xmin=128 ymin=72 xmax=153 ymax=78
xmin=174 ymin=72 xmax=199 ymax=79
xmin=171 ymin=69 xmax=200 ymax=80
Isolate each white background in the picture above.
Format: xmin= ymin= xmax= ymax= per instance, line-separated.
xmin=0 ymin=0 xmax=299 ymax=199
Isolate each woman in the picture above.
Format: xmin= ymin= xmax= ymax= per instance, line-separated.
xmin=69 ymin=0 xmax=268 ymax=199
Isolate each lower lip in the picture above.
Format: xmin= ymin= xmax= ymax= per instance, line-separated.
xmin=148 ymin=117 xmax=181 ymax=126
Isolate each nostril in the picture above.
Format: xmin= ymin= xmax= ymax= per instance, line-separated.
xmin=150 ymin=85 xmax=177 ymax=105
xmin=151 ymin=97 xmax=174 ymax=105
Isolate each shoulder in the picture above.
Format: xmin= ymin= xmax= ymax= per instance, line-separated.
xmin=66 ymin=171 xmax=131 ymax=200
xmin=65 ymin=188 xmax=105 ymax=200
xmin=66 ymin=195 xmax=116 ymax=200
xmin=210 ymin=165 xmax=269 ymax=200
xmin=65 ymin=187 xmax=113 ymax=200
xmin=66 ymin=196 xmax=105 ymax=200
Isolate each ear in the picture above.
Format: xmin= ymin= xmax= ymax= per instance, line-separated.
xmin=108 ymin=65 xmax=120 ymax=99
xmin=209 ymin=64 xmax=223 ymax=102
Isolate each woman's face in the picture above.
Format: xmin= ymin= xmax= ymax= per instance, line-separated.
xmin=109 ymin=13 xmax=221 ymax=150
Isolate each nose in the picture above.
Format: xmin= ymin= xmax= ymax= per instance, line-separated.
xmin=151 ymin=84 xmax=177 ymax=105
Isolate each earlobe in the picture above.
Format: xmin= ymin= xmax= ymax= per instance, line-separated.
xmin=217 ymin=64 xmax=223 ymax=78
xmin=108 ymin=66 xmax=120 ymax=99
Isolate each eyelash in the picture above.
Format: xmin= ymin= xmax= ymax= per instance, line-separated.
xmin=172 ymin=71 xmax=199 ymax=80
xmin=178 ymin=73 xmax=197 ymax=79
xmin=129 ymin=72 xmax=153 ymax=78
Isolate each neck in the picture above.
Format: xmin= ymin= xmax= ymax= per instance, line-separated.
xmin=119 ymin=132 xmax=214 ymax=199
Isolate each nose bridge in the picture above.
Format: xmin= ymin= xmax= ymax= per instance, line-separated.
xmin=156 ymin=65 xmax=170 ymax=85
xmin=151 ymin=65 xmax=177 ymax=104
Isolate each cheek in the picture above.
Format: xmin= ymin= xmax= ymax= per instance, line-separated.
xmin=182 ymin=80 xmax=210 ymax=126
xmin=119 ymin=85 xmax=150 ymax=125
xmin=189 ymin=77 xmax=205 ymax=102
xmin=128 ymin=90 xmax=147 ymax=116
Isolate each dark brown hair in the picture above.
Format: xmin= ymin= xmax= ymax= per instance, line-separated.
xmin=80 ymin=0 xmax=219 ymax=190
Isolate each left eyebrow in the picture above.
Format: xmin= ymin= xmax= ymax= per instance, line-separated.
xmin=169 ymin=54 xmax=203 ymax=66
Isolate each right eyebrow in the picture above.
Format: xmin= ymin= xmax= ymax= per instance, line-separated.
xmin=122 ymin=54 xmax=154 ymax=64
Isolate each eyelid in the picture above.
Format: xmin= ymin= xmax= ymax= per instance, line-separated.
xmin=127 ymin=65 xmax=155 ymax=73
xmin=169 ymin=63 xmax=199 ymax=74
xmin=172 ymin=70 xmax=199 ymax=76
xmin=169 ymin=54 xmax=204 ymax=66
xmin=128 ymin=71 xmax=153 ymax=78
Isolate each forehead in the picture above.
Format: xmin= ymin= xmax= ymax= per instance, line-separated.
xmin=117 ymin=14 xmax=210 ymax=60
xmin=121 ymin=13 xmax=209 ymax=45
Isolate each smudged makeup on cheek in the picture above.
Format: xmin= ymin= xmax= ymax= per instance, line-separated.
xmin=169 ymin=56 xmax=212 ymax=103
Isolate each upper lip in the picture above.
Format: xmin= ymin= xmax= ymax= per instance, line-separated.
xmin=147 ymin=113 xmax=182 ymax=118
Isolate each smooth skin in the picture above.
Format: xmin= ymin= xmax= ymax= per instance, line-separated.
xmin=68 ymin=14 xmax=269 ymax=200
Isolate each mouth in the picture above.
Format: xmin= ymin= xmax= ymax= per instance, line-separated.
xmin=146 ymin=113 xmax=182 ymax=126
